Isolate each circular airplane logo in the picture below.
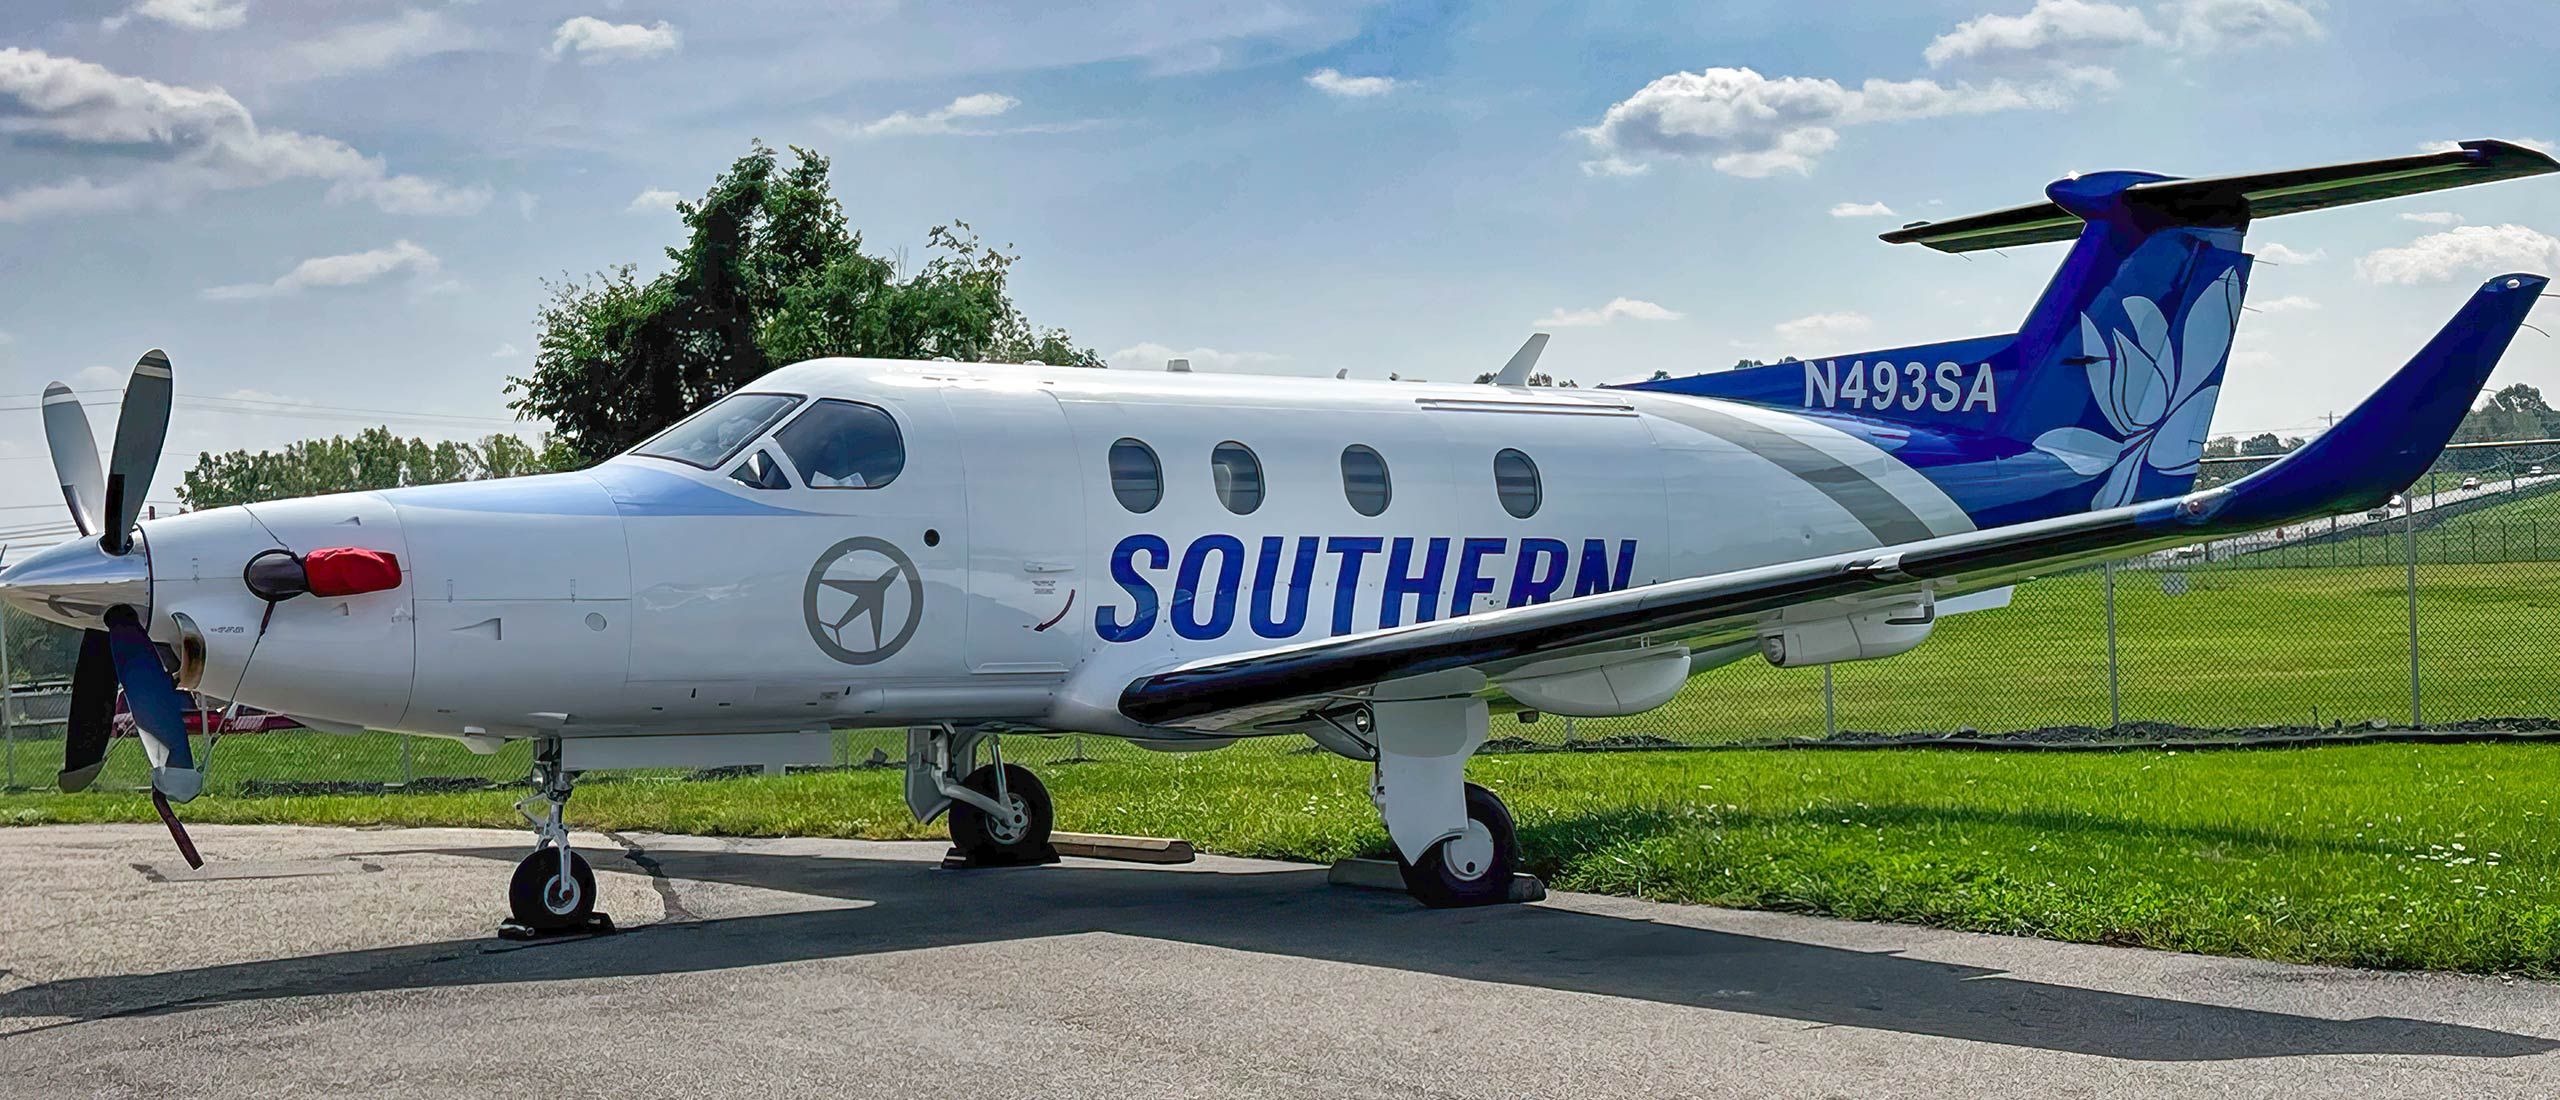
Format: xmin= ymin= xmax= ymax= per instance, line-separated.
xmin=802 ymin=537 xmax=924 ymax=665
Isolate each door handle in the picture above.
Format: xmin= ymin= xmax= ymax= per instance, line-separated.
xmin=1023 ymin=562 xmax=1074 ymax=573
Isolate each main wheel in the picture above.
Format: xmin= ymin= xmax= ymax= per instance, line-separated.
xmin=1397 ymin=782 xmax=1519 ymax=908
xmin=509 ymin=848 xmax=597 ymax=930
xmin=948 ymin=762 xmax=1053 ymax=862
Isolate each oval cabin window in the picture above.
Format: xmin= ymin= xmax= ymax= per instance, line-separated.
xmin=1109 ymin=438 xmax=1162 ymax=513
xmin=1211 ymin=441 xmax=1264 ymax=515
xmin=1340 ymin=445 xmax=1390 ymax=516
xmin=1493 ymin=448 xmax=1541 ymax=519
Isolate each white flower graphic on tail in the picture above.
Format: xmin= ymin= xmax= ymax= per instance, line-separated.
xmin=2032 ymin=267 xmax=2241 ymax=509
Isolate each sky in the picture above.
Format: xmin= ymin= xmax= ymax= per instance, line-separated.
xmin=2 ymin=0 xmax=2556 ymax=543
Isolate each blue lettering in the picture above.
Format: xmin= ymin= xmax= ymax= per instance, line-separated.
xmin=1173 ymin=534 xmax=1245 ymax=640
xmin=1449 ymin=537 xmax=1505 ymax=618
xmin=1572 ymin=538 xmax=1638 ymax=597
xmin=1510 ymin=537 xmax=1569 ymax=606
xmin=1381 ymin=536 xmax=1449 ymax=628
xmin=1326 ymin=536 xmax=1382 ymax=635
xmin=1249 ymin=536 xmax=1319 ymax=639
xmin=1096 ymin=534 xmax=1168 ymax=642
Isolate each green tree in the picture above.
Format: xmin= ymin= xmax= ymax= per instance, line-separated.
xmin=512 ymin=141 xmax=1098 ymax=466
xmin=4 ymin=605 xmax=80 ymax=687
xmin=1470 ymin=371 xmax=1578 ymax=387
xmin=179 ymin=428 xmax=563 ymax=510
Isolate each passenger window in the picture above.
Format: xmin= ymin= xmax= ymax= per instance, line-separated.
xmin=633 ymin=392 xmax=802 ymax=469
xmin=728 ymin=449 xmax=791 ymax=491
xmin=775 ymin=400 xmax=904 ymax=489
xmin=1494 ymin=448 xmax=1540 ymax=519
xmin=1211 ymin=441 xmax=1263 ymax=515
xmin=1110 ymin=438 xmax=1162 ymax=513
xmin=1341 ymin=445 xmax=1390 ymax=517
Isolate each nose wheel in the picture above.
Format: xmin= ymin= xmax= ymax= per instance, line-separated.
xmin=948 ymin=762 xmax=1054 ymax=863
xmin=500 ymin=740 xmax=612 ymax=938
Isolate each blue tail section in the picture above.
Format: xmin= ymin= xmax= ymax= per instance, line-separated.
xmin=1623 ymin=170 xmax=2255 ymax=528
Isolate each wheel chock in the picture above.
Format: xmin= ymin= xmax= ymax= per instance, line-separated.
xmin=1049 ymin=832 xmax=1196 ymax=864
xmin=1326 ymin=857 xmax=1547 ymax=904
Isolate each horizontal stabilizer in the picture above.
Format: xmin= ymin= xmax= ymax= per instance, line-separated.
xmin=1884 ymin=140 xmax=2558 ymax=253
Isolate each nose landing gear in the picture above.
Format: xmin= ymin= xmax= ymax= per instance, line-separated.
xmin=502 ymin=741 xmax=610 ymax=938
xmin=906 ymin=726 xmax=1057 ymax=867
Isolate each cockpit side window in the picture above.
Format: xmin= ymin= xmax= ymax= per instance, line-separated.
xmin=775 ymin=399 xmax=906 ymax=489
xmin=633 ymin=392 xmax=803 ymax=469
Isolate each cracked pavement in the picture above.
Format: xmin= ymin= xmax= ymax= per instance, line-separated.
xmin=2 ymin=824 xmax=2559 ymax=1099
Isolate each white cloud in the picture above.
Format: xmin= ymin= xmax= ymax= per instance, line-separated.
xmin=1924 ymin=0 xmax=2158 ymax=67
xmin=1578 ymin=66 xmax=2067 ymax=178
xmin=1539 ymin=298 xmax=1684 ymax=327
xmin=2164 ymin=0 xmax=2324 ymax=51
xmin=274 ymin=10 xmax=484 ymax=83
xmin=626 ymin=188 xmax=682 ymax=213
xmin=1105 ymin=343 xmax=1289 ymax=373
xmin=2254 ymin=242 xmax=2323 ymax=264
xmin=2355 ymin=225 xmax=2560 ymax=285
xmin=0 ymin=49 xmax=488 ymax=220
xmin=1773 ymin=311 xmax=1874 ymax=344
xmin=1580 ymin=157 xmax=1650 ymax=178
xmin=2398 ymin=211 xmax=2465 ymax=226
xmin=848 ymin=92 xmax=1024 ymax=138
xmin=1829 ymin=201 xmax=1897 ymax=218
xmin=491 ymin=343 xmax=520 ymax=359
xmin=2253 ymin=295 xmax=2320 ymax=313
xmin=1305 ymin=68 xmax=1398 ymax=98
xmin=103 ymin=0 xmax=245 ymax=32
xmin=0 ymin=328 xmax=12 ymax=345
xmin=547 ymin=17 xmax=680 ymax=64
xmin=203 ymin=240 xmax=440 ymax=300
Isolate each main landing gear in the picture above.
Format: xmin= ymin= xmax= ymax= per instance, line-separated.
xmin=906 ymin=725 xmax=1056 ymax=866
xmin=505 ymin=741 xmax=606 ymax=935
xmin=1351 ymin=671 xmax=1528 ymax=908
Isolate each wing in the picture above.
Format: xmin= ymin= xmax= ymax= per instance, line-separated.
xmin=1120 ymin=274 xmax=2546 ymax=731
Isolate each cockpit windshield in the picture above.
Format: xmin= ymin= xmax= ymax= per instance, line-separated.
xmin=631 ymin=392 xmax=803 ymax=469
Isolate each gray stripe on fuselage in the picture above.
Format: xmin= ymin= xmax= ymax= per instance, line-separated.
xmin=1630 ymin=397 xmax=1939 ymax=545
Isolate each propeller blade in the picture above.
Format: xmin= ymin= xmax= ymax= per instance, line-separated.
xmin=102 ymin=350 xmax=172 ymax=555
xmin=103 ymin=604 xmax=201 ymax=802
xmin=40 ymin=382 xmax=105 ymax=539
xmin=57 ymin=629 xmax=115 ymax=793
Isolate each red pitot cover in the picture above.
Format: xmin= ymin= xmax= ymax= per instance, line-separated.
xmin=303 ymin=546 xmax=402 ymax=597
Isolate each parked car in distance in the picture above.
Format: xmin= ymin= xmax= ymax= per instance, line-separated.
xmin=2462 ymin=476 xmax=2482 ymax=490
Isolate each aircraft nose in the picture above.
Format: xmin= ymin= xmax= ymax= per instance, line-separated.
xmin=0 ymin=535 xmax=148 ymax=631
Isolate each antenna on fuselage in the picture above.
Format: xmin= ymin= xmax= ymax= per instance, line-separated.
xmin=1166 ymin=358 xmax=1191 ymax=372
xmin=1335 ymin=369 xmax=1348 ymax=379
xmin=1493 ymin=333 xmax=1550 ymax=386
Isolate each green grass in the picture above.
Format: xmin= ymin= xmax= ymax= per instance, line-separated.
xmin=9 ymin=741 xmax=2560 ymax=974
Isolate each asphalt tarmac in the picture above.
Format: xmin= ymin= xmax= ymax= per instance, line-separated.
xmin=2 ymin=824 xmax=2556 ymax=1098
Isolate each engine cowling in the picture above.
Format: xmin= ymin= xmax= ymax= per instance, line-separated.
xmin=1759 ymin=595 xmax=1936 ymax=668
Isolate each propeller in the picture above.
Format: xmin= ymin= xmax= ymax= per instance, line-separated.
xmin=39 ymin=350 xmax=203 ymax=866
xmin=40 ymin=382 xmax=104 ymax=538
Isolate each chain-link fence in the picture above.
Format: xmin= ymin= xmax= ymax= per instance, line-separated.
xmin=7 ymin=443 xmax=2558 ymax=795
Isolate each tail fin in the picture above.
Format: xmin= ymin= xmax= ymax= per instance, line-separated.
xmin=1620 ymin=140 xmax=2558 ymax=528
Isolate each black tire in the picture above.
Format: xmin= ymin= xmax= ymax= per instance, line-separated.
xmin=509 ymin=849 xmax=597 ymax=930
xmin=1397 ymin=782 xmax=1519 ymax=908
xmin=948 ymin=762 xmax=1053 ymax=862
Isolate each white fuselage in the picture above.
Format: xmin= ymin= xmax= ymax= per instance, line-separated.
xmin=128 ymin=358 xmax=1974 ymax=743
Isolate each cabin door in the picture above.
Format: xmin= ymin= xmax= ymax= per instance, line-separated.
xmin=945 ymin=384 xmax=1087 ymax=674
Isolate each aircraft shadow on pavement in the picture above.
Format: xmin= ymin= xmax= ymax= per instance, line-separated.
xmin=2 ymin=842 xmax=2550 ymax=1064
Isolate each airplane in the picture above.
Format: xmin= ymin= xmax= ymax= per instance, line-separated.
xmin=2 ymin=140 xmax=2552 ymax=929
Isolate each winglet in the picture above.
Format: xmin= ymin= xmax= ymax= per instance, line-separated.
xmin=2192 ymin=273 xmax=2547 ymax=527
xmin=1494 ymin=334 xmax=1550 ymax=386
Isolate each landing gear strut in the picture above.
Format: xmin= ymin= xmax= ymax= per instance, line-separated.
xmin=1363 ymin=672 xmax=1529 ymax=908
xmin=905 ymin=726 xmax=1056 ymax=866
xmin=505 ymin=740 xmax=604 ymax=934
